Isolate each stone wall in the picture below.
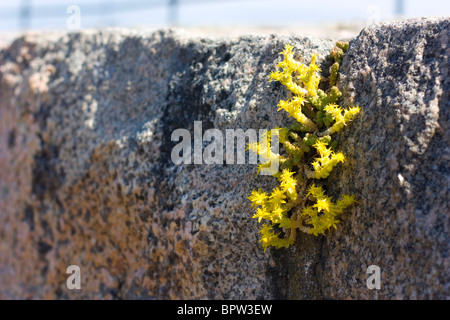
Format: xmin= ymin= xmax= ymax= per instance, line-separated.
xmin=0 ymin=17 xmax=448 ymax=299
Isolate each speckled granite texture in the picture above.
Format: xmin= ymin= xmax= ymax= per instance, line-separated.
xmin=0 ymin=29 xmax=334 ymax=299
xmin=0 ymin=17 xmax=448 ymax=299
xmin=317 ymin=17 xmax=449 ymax=299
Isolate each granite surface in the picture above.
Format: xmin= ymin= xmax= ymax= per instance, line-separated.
xmin=0 ymin=17 xmax=448 ymax=299
xmin=0 ymin=28 xmax=334 ymax=299
xmin=317 ymin=17 xmax=449 ymax=299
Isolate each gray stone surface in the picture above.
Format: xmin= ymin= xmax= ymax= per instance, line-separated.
xmin=0 ymin=17 xmax=448 ymax=299
xmin=318 ymin=17 xmax=449 ymax=299
xmin=0 ymin=28 xmax=334 ymax=299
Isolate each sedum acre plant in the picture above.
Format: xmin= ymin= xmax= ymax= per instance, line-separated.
xmin=248 ymin=41 xmax=360 ymax=252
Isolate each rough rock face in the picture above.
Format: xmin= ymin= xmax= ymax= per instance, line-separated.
xmin=318 ymin=17 xmax=449 ymax=299
xmin=0 ymin=17 xmax=448 ymax=299
xmin=0 ymin=29 xmax=334 ymax=299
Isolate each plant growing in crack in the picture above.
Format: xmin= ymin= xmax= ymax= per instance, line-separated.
xmin=248 ymin=41 xmax=360 ymax=251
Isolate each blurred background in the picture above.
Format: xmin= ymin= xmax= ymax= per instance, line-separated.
xmin=0 ymin=0 xmax=449 ymax=44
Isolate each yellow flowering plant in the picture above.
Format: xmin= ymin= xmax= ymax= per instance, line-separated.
xmin=248 ymin=41 xmax=360 ymax=251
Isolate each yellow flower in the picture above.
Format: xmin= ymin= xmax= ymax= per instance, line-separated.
xmin=269 ymin=187 xmax=286 ymax=208
xmin=258 ymin=224 xmax=280 ymax=252
xmin=307 ymin=183 xmax=324 ymax=198
xmin=249 ymin=42 xmax=359 ymax=251
xmin=248 ymin=189 xmax=267 ymax=209
xmin=311 ymin=142 xmax=346 ymax=179
xmin=278 ymin=169 xmax=297 ymax=196
xmin=313 ymin=197 xmax=332 ymax=213
xmin=270 ymin=206 xmax=286 ymax=224
xmin=324 ymin=104 xmax=361 ymax=134
xmin=277 ymin=98 xmax=317 ymax=131
xmin=313 ymin=140 xmax=332 ymax=158
xmin=252 ymin=207 xmax=270 ymax=223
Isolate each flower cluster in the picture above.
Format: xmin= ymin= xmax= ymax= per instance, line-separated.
xmin=303 ymin=184 xmax=356 ymax=236
xmin=249 ymin=42 xmax=360 ymax=251
xmin=310 ymin=140 xmax=345 ymax=179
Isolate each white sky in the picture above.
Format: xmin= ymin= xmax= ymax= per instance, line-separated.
xmin=0 ymin=0 xmax=448 ymax=31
